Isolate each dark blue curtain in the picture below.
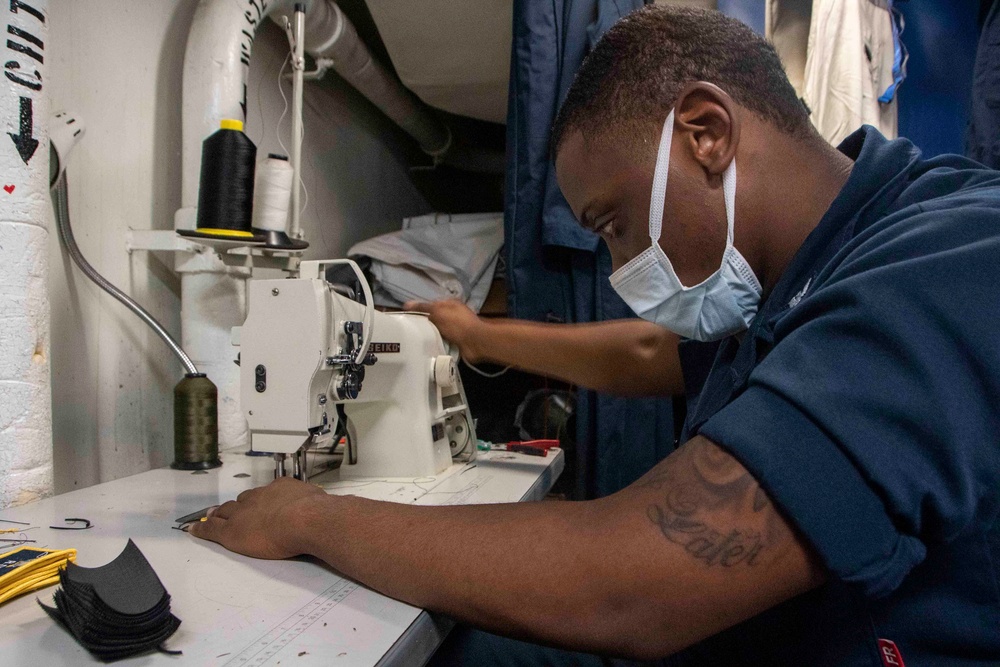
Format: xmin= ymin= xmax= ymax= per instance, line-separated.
xmin=967 ymin=0 xmax=1000 ymax=166
xmin=895 ymin=0 xmax=979 ymax=158
xmin=717 ymin=0 xmax=765 ymax=34
xmin=504 ymin=0 xmax=673 ymax=499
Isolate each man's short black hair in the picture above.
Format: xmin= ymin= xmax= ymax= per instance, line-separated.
xmin=552 ymin=6 xmax=813 ymax=156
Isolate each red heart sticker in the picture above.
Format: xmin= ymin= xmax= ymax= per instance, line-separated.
xmin=3 ymin=185 xmax=13 ymax=194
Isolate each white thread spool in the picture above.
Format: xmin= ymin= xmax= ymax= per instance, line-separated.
xmin=252 ymin=153 xmax=294 ymax=233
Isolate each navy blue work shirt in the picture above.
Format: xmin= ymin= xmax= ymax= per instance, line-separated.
xmin=672 ymin=126 xmax=1000 ymax=666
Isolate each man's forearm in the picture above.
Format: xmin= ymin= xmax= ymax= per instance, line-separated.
xmin=286 ymin=440 xmax=822 ymax=659
xmin=469 ymin=318 xmax=684 ymax=396
xmin=293 ymin=494 xmax=674 ymax=657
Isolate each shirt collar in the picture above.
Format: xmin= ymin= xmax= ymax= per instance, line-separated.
xmin=761 ymin=126 xmax=923 ymax=317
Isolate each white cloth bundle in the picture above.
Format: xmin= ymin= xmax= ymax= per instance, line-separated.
xmin=347 ymin=213 xmax=504 ymax=312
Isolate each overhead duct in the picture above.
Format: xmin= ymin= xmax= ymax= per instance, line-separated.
xmin=364 ymin=0 xmax=512 ymax=126
xmin=270 ymin=1 xmax=452 ymax=159
xmin=1 ymin=0 xmax=52 ymax=507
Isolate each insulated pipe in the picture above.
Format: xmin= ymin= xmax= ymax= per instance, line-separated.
xmin=1 ymin=0 xmax=52 ymax=507
xmin=177 ymin=0 xmax=294 ymax=450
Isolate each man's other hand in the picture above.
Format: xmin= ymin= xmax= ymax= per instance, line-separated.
xmin=189 ymin=477 xmax=327 ymax=559
xmin=404 ymin=299 xmax=485 ymax=362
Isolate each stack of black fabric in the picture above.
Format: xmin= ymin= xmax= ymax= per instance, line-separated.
xmin=39 ymin=539 xmax=181 ymax=662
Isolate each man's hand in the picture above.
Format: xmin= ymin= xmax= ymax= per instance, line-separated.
xmin=189 ymin=477 xmax=328 ymax=560
xmin=404 ymin=299 xmax=486 ymax=362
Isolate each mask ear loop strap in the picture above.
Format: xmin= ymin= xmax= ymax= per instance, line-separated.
xmin=648 ymin=110 xmax=675 ymax=244
xmin=722 ymin=157 xmax=761 ymax=293
xmin=723 ymin=158 xmax=737 ymax=246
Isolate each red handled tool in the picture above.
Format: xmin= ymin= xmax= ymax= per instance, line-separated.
xmin=501 ymin=439 xmax=560 ymax=457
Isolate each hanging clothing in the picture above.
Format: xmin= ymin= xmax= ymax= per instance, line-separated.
xmin=505 ymin=0 xmax=674 ymax=499
xmin=967 ymin=0 xmax=1000 ymax=167
xmin=894 ymin=0 xmax=979 ymax=158
xmin=803 ymin=0 xmax=900 ymax=145
xmin=766 ymin=0 xmax=813 ymax=96
xmin=717 ymin=0 xmax=766 ymax=35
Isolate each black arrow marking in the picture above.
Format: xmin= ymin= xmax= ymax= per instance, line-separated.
xmin=8 ymin=96 xmax=37 ymax=165
xmin=10 ymin=1 xmax=46 ymax=24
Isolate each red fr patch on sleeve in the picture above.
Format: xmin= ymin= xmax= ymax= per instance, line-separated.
xmin=878 ymin=638 xmax=905 ymax=667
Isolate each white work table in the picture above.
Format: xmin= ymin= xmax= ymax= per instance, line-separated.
xmin=0 ymin=449 xmax=564 ymax=666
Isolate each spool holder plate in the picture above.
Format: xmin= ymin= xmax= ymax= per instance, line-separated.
xmin=175 ymin=231 xmax=267 ymax=250
xmin=126 ymin=230 xmax=303 ymax=273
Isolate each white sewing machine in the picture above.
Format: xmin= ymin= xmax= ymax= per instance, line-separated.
xmin=234 ymin=259 xmax=477 ymax=481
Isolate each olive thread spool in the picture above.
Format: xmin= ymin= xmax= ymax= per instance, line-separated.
xmin=195 ymin=118 xmax=257 ymax=239
xmin=172 ymin=373 xmax=222 ymax=470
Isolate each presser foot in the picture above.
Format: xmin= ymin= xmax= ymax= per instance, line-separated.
xmin=273 ymin=450 xmax=307 ymax=481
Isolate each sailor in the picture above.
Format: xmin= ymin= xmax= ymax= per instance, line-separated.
xmin=192 ymin=7 xmax=1000 ymax=665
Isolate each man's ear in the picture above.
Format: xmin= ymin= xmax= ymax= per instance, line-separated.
xmin=673 ymin=82 xmax=740 ymax=177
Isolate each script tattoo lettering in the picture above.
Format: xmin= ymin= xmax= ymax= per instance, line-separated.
xmin=638 ymin=437 xmax=789 ymax=569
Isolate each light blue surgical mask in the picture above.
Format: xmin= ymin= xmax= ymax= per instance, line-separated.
xmin=609 ymin=109 xmax=762 ymax=342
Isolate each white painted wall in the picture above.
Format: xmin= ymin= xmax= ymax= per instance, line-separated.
xmin=47 ymin=0 xmax=429 ymax=494
xmin=0 ymin=0 xmax=52 ymax=508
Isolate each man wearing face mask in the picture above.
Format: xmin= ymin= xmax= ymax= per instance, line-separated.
xmin=190 ymin=6 xmax=1000 ymax=665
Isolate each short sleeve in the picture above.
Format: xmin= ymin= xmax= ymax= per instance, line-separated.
xmin=700 ymin=208 xmax=1000 ymax=598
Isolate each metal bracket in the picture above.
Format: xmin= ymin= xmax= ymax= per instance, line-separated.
xmin=281 ymin=14 xmax=306 ymax=73
xmin=126 ymin=229 xmax=200 ymax=254
xmin=218 ymin=248 xmax=302 ymax=273
xmin=326 ymin=354 xmax=354 ymax=366
xmin=281 ymin=16 xmax=297 ymax=55
xmin=285 ymin=57 xmax=334 ymax=81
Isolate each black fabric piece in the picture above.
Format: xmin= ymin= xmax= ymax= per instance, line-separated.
xmin=63 ymin=539 xmax=166 ymax=615
xmin=157 ymin=643 xmax=184 ymax=656
xmin=58 ymin=568 xmax=171 ymax=623
xmin=38 ymin=539 xmax=181 ymax=663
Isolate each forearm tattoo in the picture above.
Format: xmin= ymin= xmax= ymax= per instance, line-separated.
xmin=637 ymin=437 xmax=790 ymax=569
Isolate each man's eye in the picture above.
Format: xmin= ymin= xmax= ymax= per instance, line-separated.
xmin=594 ymin=215 xmax=617 ymax=238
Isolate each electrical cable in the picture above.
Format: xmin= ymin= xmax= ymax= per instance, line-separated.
xmin=52 ymin=174 xmax=198 ymax=376
xmin=319 ymin=259 xmax=375 ymax=365
xmin=53 ymin=173 xmax=219 ymax=470
xmin=461 ymin=356 xmax=510 ymax=378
